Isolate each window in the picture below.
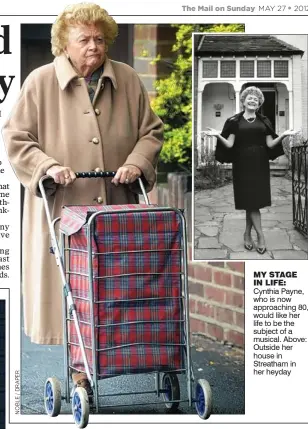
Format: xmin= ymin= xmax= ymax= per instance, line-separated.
xmin=257 ymin=61 xmax=271 ymax=77
xmin=274 ymin=60 xmax=288 ymax=77
xmin=240 ymin=61 xmax=254 ymax=77
xmin=202 ymin=61 xmax=218 ymax=78
xmin=221 ymin=61 xmax=236 ymax=78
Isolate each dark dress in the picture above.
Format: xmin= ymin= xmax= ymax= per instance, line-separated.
xmin=230 ymin=116 xmax=271 ymax=210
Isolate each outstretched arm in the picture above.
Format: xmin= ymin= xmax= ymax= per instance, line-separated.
xmin=266 ymin=129 xmax=297 ymax=148
xmin=204 ymin=128 xmax=235 ymax=148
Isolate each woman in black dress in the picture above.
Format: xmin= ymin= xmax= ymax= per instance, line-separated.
xmin=205 ymin=86 xmax=295 ymax=254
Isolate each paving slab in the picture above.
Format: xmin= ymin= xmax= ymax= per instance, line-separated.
xmin=197 ymin=226 xmax=219 ymax=237
xmin=219 ymin=231 xmax=247 ymax=252
xmin=194 ymin=249 xmax=228 ymax=260
xmin=194 ymin=176 xmax=307 ymax=260
xmin=212 ymin=205 xmax=234 ymax=214
xmin=270 ymin=205 xmax=293 ymax=213
xmin=194 ymin=213 xmax=213 ymax=224
xmin=271 ymin=197 xmax=289 ymax=203
xmin=194 ymin=233 xmax=202 ymax=241
xmin=198 ymin=237 xmax=222 ymax=249
xmin=195 ymin=221 xmax=221 ymax=228
xmin=260 ymin=220 xmax=280 ymax=228
xmin=212 ymin=201 xmax=234 ymax=207
xmin=195 ymin=205 xmax=214 ymax=212
xmin=264 ymin=229 xmax=293 ymax=250
xmin=224 ymin=213 xmax=246 ymax=220
xmin=272 ymin=195 xmax=292 ymax=202
xmin=278 ymin=221 xmax=295 ymax=229
xmin=271 ymin=250 xmax=307 ymax=260
xmin=229 ymin=251 xmax=273 ymax=260
xmin=287 ymin=233 xmax=308 ymax=252
xmin=222 ymin=218 xmax=246 ymax=232
xmin=262 ymin=213 xmax=293 ymax=221
xmin=195 ymin=197 xmax=217 ymax=204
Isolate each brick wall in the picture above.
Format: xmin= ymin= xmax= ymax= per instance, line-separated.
xmin=156 ymin=173 xmax=245 ymax=348
xmin=189 ymin=260 xmax=244 ymax=347
xmin=133 ymin=24 xmax=176 ymax=99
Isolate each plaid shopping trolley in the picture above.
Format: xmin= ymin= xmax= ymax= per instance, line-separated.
xmin=39 ymin=171 xmax=212 ymax=428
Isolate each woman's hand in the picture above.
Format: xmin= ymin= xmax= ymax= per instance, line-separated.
xmin=111 ymin=165 xmax=142 ymax=186
xmin=46 ymin=165 xmax=76 ymax=186
xmin=282 ymin=129 xmax=298 ymax=137
xmin=204 ymin=127 xmax=221 ymax=137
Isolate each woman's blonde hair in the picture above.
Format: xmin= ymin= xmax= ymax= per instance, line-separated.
xmin=240 ymin=86 xmax=265 ymax=108
xmin=51 ymin=2 xmax=118 ymax=56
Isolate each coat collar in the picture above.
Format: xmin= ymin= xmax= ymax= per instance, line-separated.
xmin=54 ymin=54 xmax=118 ymax=90
xmin=228 ymin=111 xmax=244 ymax=121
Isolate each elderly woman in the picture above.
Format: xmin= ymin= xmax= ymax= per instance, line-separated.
xmin=2 ymin=3 xmax=163 ymax=394
xmin=206 ymin=86 xmax=295 ymax=254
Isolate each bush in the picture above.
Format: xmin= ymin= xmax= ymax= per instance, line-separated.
xmin=282 ymin=129 xmax=306 ymax=166
xmin=195 ymin=161 xmax=233 ymax=191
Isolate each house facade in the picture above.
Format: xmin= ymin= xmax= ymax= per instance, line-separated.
xmin=194 ymin=35 xmax=307 ymax=168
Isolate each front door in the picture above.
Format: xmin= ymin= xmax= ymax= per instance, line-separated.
xmin=260 ymin=90 xmax=276 ymax=130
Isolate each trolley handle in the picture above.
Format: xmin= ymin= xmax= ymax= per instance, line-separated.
xmin=75 ymin=170 xmax=149 ymax=204
xmin=38 ymin=170 xmax=150 ymax=217
xmin=75 ymin=171 xmax=116 ymax=178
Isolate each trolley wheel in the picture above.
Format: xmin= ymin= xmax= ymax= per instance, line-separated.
xmin=44 ymin=377 xmax=61 ymax=417
xmin=72 ymin=387 xmax=90 ymax=428
xmin=162 ymin=373 xmax=180 ymax=411
xmin=195 ymin=379 xmax=212 ymax=420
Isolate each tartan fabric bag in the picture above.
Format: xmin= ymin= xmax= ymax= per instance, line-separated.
xmin=61 ymin=205 xmax=184 ymax=377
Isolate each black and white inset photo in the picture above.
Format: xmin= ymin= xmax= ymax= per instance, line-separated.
xmin=193 ymin=34 xmax=308 ymax=261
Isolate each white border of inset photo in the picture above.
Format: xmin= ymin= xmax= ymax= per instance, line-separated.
xmin=192 ymin=32 xmax=308 ymax=262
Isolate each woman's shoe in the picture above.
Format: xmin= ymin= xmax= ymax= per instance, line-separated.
xmin=257 ymin=247 xmax=266 ymax=255
xmin=244 ymin=243 xmax=253 ymax=251
xmin=243 ymin=234 xmax=253 ymax=251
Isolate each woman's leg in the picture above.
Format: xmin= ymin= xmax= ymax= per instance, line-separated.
xmin=244 ymin=211 xmax=253 ymax=249
xmin=250 ymin=209 xmax=266 ymax=250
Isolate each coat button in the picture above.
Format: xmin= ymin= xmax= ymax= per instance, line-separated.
xmin=95 ymin=108 xmax=101 ymax=116
xmin=96 ymin=196 xmax=103 ymax=204
xmin=92 ymin=137 xmax=99 ymax=144
xmin=94 ymin=167 xmax=102 ymax=173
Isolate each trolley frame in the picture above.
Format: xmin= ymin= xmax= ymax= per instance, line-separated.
xmin=39 ymin=172 xmax=196 ymax=414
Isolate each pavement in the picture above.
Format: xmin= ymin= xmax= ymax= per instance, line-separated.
xmin=194 ymin=175 xmax=308 ymax=260
xmin=21 ymin=330 xmax=244 ymax=417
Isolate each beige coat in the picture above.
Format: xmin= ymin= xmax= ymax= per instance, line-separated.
xmin=2 ymin=54 xmax=163 ymax=344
